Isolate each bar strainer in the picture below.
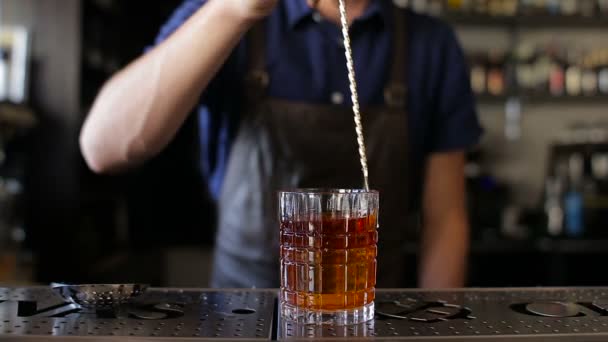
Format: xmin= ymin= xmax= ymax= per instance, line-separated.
xmin=51 ymin=283 xmax=149 ymax=310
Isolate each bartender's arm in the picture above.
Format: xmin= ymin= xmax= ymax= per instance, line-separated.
xmin=415 ymin=20 xmax=481 ymax=288
xmin=419 ymin=151 xmax=469 ymax=288
xmin=79 ymin=0 xmax=277 ymax=173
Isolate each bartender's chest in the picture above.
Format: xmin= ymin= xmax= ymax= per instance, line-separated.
xmin=241 ymin=17 xmax=431 ymax=173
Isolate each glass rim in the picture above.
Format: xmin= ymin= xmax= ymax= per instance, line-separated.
xmin=278 ymin=188 xmax=378 ymax=195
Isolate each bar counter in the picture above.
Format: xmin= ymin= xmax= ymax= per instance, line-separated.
xmin=1 ymin=286 xmax=608 ymax=341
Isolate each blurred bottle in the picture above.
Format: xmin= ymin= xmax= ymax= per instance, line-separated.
xmin=560 ymin=0 xmax=579 ymax=15
xmin=579 ymin=0 xmax=597 ymax=17
xmin=520 ymin=0 xmax=539 ymax=15
xmin=0 ymin=48 xmax=9 ymax=102
xmin=474 ymin=0 xmax=490 ymax=14
xmin=564 ymin=153 xmax=585 ymax=237
xmin=534 ymin=54 xmax=553 ymax=94
xmin=581 ymin=68 xmax=598 ymax=95
xmin=592 ymin=152 xmax=608 ymax=181
xmin=470 ymin=53 xmax=487 ymax=95
xmin=598 ymin=67 xmax=608 ymax=94
xmin=566 ymin=64 xmax=582 ymax=96
xmin=545 ymin=176 xmax=564 ymax=237
xmin=545 ymin=0 xmax=561 ymax=15
xmin=465 ymin=40 xmax=608 ymax=99
xmin=504 ymin=97 xmax=522 ymax=140
xmin=446 ymin=0 xmax=520 ymax=15
xmin=549 ymin=49 xmax=566 ymax=96
xmin=447 ymin=0 xmax=472 ymax=12
xmin=514 ymin=43 xmax=536 ymax=92
xmin=427 ymin=0 xmax=444 ymax=16
xmin=487 ymin=50 xmax=506 ymax=96
xmin=488 ymin=0 xmax=502 ymax=16
xmin=502 ymin=0 xmax=519 ymax=16
xmin=411 ymin=0 xmax=428 ymax=13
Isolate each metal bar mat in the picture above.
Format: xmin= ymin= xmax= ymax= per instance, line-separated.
xmin=3 ymin=288 xmax=608 ymax=340
xmin=0 ymin=288 xmax=275 ymax=340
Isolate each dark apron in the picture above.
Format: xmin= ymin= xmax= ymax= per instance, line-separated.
xmin=211 ymin=8 xmax=410 ymax=288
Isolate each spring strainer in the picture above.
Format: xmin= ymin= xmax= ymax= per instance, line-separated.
xmin=51 ymin=283 xmax=148 ymax=310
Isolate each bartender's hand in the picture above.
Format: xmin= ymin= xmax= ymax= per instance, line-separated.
xmin=223 ymin=0 xmax=279 ymax=21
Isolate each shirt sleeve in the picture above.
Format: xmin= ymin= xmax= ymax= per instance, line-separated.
xmin=428 ymin=24 xmax=483 ymax=153
xmin=152 ymin=0 xmax=206 ymax=46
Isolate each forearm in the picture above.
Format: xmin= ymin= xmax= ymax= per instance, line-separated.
xmin=418 ymin=151 xmax=469 ymax=289
xmin=418 ymin=217 xmax=469 ymax=288
xmin=80 ymin=0 xmax=254 ymax=173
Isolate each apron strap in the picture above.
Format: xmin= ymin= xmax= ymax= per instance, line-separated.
xmin=384 ymin=7 xmax=408 ymax=109
xmin=246 ymin=7 xmax=408 ymax=108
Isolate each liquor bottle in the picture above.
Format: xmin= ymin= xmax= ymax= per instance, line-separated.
xmin=592 ymin=152 xmax=608 ymax=182
xmin=598 ymin=68 xmax=608 ymax=94
xmin=447 ymin=0 xmax=474 ymax=13
xmin=545 ymin=176 xmax=564 ymax=237
xmin=581 ymin=68 xmax=598 ymax=95
xmin=393 ymin=0 xmax=410 ymax=8
xmin=427 ymin=0 xmax=444 ymax=16
xmin=520 ymin=0 xmax=535 ymax=15
xmin=514 ymin=43 xmax=536 ymax=92
xmin=0 ymin=48 xmax=9 ymax=102
xmin=579 ymin=0 xmax=597 ymax=17
xmin=546 ymin=0 xmax=561 ymax=15
xmin=549 ymin=61 xmax=565 ymax=96
xmin=474 ymin=0 xmax=489 ymax=14
xmin=560 ymin=0 xmax=578 ymax=16
xmin=502 ymin=0 xmax=519 ymax=16
xmin=564 ymin=153 xmax=585 ymax=238
xmin=470 ymin=55 xmax=487 ymax=95
xmin=566 ymin=65 xmax=582 ymax=96
xmin=412 ymin=0 xmax=428 ymax=13
xmin=534 ymin=54 xmax=553 ymax=94
xmin=488 ymin=0 xmax=502 ymax=16
xmin=487 ymin=50 xmax=506 ymax=96
xmin=446 ymin=0 xmax=463 ymax=11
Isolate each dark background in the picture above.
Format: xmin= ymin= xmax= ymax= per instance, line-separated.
xmin=23 ymin=0 xmax=216 ymax=285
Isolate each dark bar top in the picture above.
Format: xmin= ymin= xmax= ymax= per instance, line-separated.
xmin=1 ymin=286 xmax=608 ymax=341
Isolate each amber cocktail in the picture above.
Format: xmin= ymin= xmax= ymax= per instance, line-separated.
xmin=279 ymin=189 xmax=378 ymax=325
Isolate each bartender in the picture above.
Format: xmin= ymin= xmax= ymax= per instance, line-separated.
xmin=79 ymin=0 xmax=482 ymax=289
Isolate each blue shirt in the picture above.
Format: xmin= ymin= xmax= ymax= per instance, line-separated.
xmin=153 ymin=0 xmax=482 ymax=201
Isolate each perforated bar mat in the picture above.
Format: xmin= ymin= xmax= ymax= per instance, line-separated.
xmin=3 ymin=287 xmax=608 ymax=340
xmin=0 ymin=287 xmax=275 ymax=340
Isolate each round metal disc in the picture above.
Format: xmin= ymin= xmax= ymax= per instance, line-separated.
xmin=591 ymin=299 xmax=608 ymax=312
xmin=154 ymin=303 xmax=184 ymax=314
xmin=128 ymin=307 xmax=167 ymax=320
xmin=375 ymin=301 xmax=410 ymax=319
xmin=409 ymin=304 xmax=465 ymax=323
xmin=525 ymin=302 xmax=580 ymax=318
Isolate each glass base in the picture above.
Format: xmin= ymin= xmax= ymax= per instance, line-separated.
xmin=280 ymin=302 xmax=374 ymax=325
